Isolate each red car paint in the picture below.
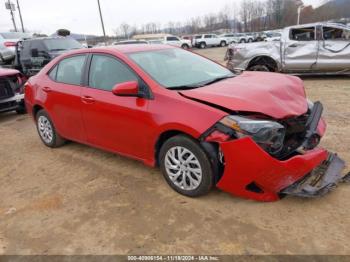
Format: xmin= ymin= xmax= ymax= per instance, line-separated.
xmin=180 ymin=71 xmax=308 ymax=119
xmin=25 ymin=45 xmax=329 ymax=201
xmin=216 ymin=138 xmax=328 ymax=201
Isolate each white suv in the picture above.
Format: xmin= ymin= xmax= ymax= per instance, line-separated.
xmin=148 ymin=35 xmax=191 ymax=49
xmin=192 ymin=34 xmax=227 ymax=49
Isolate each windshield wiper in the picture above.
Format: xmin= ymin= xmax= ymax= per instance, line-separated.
xmin=167 ymin=84 xmax=203 ymax=90
xmin=198 ymin=75 xmax=235 ymax=86
xmin=167 ymin=74 xmax=235 ymax=90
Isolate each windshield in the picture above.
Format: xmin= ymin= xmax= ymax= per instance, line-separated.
xmin=43 ymin=38 xmax=83 ymax=51
xmin=0 ymin=32 xmax=31 ymax=39
xmin=129 ymin=48 xmax=234 ymax=89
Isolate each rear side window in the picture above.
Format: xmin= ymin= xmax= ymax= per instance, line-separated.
xmin=55 ymin=55 xmax=86 ymax=85
xmin=204 ymin=35 xmax=212 ymax=39
xmin=290 ymin=27 xmax=315 ymax=41
xmin=166 ymin=36 xmax=179 ymax=41
xmin=88 ymin=55 xmax=138 ymax=91
xmin=323 ymin=27 xmax=350 ymax=40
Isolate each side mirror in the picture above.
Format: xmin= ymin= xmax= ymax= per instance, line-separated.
xmin=112 ymin=81 xmax=142 ymax=97
xmin=31 ymin=48 xmax=39 ymax=57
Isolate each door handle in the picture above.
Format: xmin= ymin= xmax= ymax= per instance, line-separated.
xmin=42 ymin=86 xmax=52 ymax=93
xmin=81 ymin=96 xmax=95 ymax=104
xmin=289 ymin=44 xmax=298 ymax=48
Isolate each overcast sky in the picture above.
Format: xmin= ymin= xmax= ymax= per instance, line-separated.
xmin=0 ymin=0 xmax=326 ymax=35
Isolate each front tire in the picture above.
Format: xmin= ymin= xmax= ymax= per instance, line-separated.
xmin=248 ymin=65 xmax=270 ymax=72
xmin=220 ymin=41 xmax=226 ymax=47
xmin=199 ymin=42 xmax=206 ymax=49
xmin=159 ymin=135 xmax=214 ymax=197
xmin=36 ymin=109 xmax=66 ymax=148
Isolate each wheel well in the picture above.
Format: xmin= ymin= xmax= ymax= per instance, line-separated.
xmin=154 ymin=130 xmax=193 ymax=166
xmin=32 ymin=105 xmax=43 ymax=119
xmin=248 ymin=56 xmax=277 ymax=72
xmin=154 ymin=130 xmax=223 ymax=182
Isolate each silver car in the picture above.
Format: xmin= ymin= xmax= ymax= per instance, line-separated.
xmin=0 ymin=32 xmax=32 ymax=63
xmin=225 ymin=23 xmax=350 ymax=75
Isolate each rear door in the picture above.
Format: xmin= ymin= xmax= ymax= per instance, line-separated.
xmin=43 ymin=55 xmax=87 ymax=141
xmin=316 ymin=25 xmax=350 ymax=72
xmin=283 ymin=26 xmax=318 ymax=72
xmin=204 ymin=35 xmax=213 ymax=46
xmin=166 ymin=36 xmax=182 ymax=47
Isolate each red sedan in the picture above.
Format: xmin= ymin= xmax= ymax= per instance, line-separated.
xmin=24 ymin=45 xmax=348 ymax=201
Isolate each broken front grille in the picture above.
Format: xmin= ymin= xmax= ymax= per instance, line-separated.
xmin=276 ymin=114 xmax=310 ymax=160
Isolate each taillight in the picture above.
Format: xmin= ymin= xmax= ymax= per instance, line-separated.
xmin=4 ymin=41 xmax=16 ymax=47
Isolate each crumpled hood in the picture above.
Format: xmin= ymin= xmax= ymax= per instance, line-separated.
xmin=180 ymin=71 xmax=308 ymax=119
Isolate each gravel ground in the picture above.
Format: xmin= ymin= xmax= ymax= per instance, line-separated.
xmin=0 ymin=47 xmax=349 ymax=255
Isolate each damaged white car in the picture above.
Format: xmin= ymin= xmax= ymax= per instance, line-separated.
xmin=225 ymin=23 xmax=350 ymax=75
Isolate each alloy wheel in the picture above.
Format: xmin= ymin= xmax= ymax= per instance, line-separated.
xmin=164 ymin=146 xmax=202 ymax=191
xmin=38 ymin=115 xmax=53 ymax=144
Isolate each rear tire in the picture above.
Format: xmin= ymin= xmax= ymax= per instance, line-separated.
xmin=220 ymin=41 xmax=226 ymax=47
xmin=16 ymin=106 xmax=27 ymax=114
xmin=248 ymin=38 xmax=253 ymax=43
xmin=159 ymin=135 xmax=214 ymax=197
xmin=36 ymin=109 xmax=66 ymax=148
xmin=240 ymin=39 xmax=246 ymax=43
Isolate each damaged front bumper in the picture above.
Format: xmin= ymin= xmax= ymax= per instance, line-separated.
xmin=0 ymin=93 xmax=25 ymax=113
xmin=281 ymin=153 xmax=348 ymax=197
xmin=215 ymin=137 xmax=347 ymax=202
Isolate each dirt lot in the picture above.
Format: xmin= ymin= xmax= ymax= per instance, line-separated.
xmin=0 ymin=47 xmax=350 ymax=255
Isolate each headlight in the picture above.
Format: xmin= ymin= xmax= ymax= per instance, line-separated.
xmin=219 ymin=115 xmax=285 ymax=154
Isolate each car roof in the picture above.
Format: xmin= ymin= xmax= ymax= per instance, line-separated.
xmin=23 ymin=36 xmax=75 ymax=42
xmin=285 ymin=22 xmax=350 ymax=30
xmin=93 ymin=44 xmax=175 ymax=54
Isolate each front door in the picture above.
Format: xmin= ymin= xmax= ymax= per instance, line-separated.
xmin=81 ymin=54 xmax=152 ymax=159
xmin=283 ymin=26 xmax=318 ymax=72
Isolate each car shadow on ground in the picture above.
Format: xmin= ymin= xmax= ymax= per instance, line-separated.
xmin=0 ymin=112 xmax=27 ymax=124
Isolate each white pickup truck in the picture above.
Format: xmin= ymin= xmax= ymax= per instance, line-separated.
xmin=225 ymin=22 xmax=350 ymax=75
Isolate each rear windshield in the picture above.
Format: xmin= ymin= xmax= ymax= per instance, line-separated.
xmin=43 ymin=38 xmax=83 ymax=51
xmin=0 ymin=32 xmax=31 ymax=39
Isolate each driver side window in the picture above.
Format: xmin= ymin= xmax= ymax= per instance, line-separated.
xmin=88 ymin=55 xmax=138 ymax=91
xmin=290 ymin=27 xmax=315 ymax=41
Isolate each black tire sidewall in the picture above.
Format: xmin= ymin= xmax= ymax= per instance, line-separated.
xmin=159 ymin=135 xmax=214 ymax=197
xmin=249 ymin=65 xmax=270 ymax=72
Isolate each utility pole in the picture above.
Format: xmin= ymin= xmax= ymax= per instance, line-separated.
xmin=16 ymin=0 xmax=25 ymax=32
xmin=296 ymin=0 xmax=304 ymax=25
xmin=5 ymin=0 xmax=18 ymax=32
xmin=96 ymin=0 xmax=107 ymax=44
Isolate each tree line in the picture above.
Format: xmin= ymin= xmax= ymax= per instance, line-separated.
xmin=114 ymin=0 xmax=348 ymax=39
